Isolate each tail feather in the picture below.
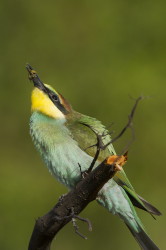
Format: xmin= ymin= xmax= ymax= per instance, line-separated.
xmin=116 ymin=178 xmax=162 ymax=216
xmin=97 ymin=180 xmax=160 ymax=250
xmin=137 ymin=195 xmax=162 ymax=216
xmin=126 ymin=223 xmax=160 ymax=250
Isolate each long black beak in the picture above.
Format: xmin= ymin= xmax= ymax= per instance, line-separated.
xmin=26 ymin=64 xmax=46 ymax=92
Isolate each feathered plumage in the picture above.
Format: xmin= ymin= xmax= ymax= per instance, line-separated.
xmin=27 ymin=65 xmax=161 ymax=249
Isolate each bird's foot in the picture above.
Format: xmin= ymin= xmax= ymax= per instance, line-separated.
xmin=72 ymin=215 xmax=92 ymax=240
xmin=54 ymin=207 xmax=92 ymax=240
xmin=71 ymin=207 xmax=92 ymax=240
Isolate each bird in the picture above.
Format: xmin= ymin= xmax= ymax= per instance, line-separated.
xmin=27 ymin=64 xmax=161 ymax=250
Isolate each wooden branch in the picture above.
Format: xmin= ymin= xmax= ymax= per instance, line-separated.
xmin=28 ymin=158 xmax=120 ymax=250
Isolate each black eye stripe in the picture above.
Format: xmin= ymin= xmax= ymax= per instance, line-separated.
xmin=52 ymin=94 xmax=58 ymax=101
xmin=50 ymin=93 xmax=59 ymax=102
xmin=45 ymin=88 xmax=69 ymax=115
xmin=46 ymin=88 xmax=59 ymax=103
xmin=36 ymin=84 xmax=68 ymax=114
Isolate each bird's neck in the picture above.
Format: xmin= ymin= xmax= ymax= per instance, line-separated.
xmin=30 ymin=111 xmax=69 ymax=144
xmin=30 ymin=111 xmax=67 ymax=128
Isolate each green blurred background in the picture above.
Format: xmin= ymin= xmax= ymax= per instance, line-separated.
xmin=0 ymin=0 xmax=165 ymax=249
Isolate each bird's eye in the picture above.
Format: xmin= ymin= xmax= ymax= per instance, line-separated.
xmin=51 ymin=94 xmax=58 ymax=102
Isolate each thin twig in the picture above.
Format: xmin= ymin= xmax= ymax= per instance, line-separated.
xmin=80 ymin=96 xmax=143 ymax=173
xmin=79 ymin=123 xmax=104 ymax=173
xmin=102 ymin=96 xmax=143 ymax=149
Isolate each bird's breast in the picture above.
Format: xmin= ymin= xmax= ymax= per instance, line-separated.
xmin=30 ymin=112 xmax=94 ymax=188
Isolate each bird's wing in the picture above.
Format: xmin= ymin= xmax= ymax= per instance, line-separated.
xmin=66 ymin=112 xmax=115 ymax=161
xmin=66 ymin=112 xmax=161 ymax=216
xmin=114 ymin=175 xmax=161 ymax=216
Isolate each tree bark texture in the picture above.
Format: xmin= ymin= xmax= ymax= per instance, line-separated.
xmin=28 ymin=158 xmax=118 ymax=250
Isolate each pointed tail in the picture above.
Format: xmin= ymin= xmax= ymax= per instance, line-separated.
xmin=97 ymin=181 xmax=160 ymax=249
xmin=125 ymin=222 xmax=160 ymax=250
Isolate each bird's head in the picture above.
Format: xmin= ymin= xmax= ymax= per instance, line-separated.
xmin=26 ymin=64 xmax=72 ymax=120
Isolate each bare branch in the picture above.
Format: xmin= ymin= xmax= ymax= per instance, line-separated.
xmin=103 ymin=96 xmax=143 ymax=149
xmin=28 ymin=159 xmax=120 ymax=250
xmin=80 ymin=96 xmax=142 ymax=173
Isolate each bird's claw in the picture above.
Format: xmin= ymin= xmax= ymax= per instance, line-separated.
xmin=71 ymin=212 xmax=92 ymax=240
xmin=54 ymin=207 xmax=92 ymax=240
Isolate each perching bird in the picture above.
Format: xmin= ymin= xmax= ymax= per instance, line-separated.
xmin=27 ymin=64 xmax=161 ymax=250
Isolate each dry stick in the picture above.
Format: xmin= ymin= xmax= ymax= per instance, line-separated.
xmin=103 ymin=96 xmax=143 ymax=149
xmin=81 ymin=96 xmax=143 ymax=173
xmin=28 ymin=160 xmax=119 ymax=250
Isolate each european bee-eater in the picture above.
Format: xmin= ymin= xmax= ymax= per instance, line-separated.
xmin=27 ymin=65 xmax=161 ymax=249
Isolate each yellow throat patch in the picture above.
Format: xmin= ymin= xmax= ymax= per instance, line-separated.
xmin=31 ymin=87 xmax=65 ymax=119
